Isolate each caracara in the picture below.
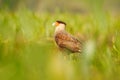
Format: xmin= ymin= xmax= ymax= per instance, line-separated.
xmin=52 ymin=20 xmax=82 ymax=53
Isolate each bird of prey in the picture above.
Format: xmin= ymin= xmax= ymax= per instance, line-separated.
xmin=52 ymin=20 xmax=82 ymax=53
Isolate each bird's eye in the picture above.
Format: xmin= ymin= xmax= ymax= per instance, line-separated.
xmin=52 ymin=22 xmax=59 ymax=26
xmin=55 ymin=22 xmax=60 ymax=26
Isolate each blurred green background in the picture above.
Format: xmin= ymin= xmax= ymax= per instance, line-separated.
xmin=0 ymin=0 xmax=120 ymax=80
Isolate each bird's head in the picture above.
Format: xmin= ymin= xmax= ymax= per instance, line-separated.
xmin=52 ymin=20 xmax=66 ymax=27
xmin=52 ymin=20 xmax=66 ymax=32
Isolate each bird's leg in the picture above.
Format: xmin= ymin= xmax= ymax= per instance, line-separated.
xmin=69 ymin=53 xmax=81 ymax=61
xmin=58 ymin=47 xmax=68 ymax=60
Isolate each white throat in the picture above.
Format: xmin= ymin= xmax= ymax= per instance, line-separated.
xmin=55 ymin=24 xmax=65 ymax=33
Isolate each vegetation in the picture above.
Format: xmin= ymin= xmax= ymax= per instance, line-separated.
xmin=0 ymin=4 xmax=120 ymax=80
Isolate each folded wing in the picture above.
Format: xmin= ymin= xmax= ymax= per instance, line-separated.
xmin=55 ymin=31 xmax=82 ymax=53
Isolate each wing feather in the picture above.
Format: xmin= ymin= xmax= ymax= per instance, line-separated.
xmin=55 ymin=31 xmax=82 ymax=52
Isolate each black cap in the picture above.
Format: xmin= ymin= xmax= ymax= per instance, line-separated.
xmin=56 ymin=20 xmax=66 ymax=25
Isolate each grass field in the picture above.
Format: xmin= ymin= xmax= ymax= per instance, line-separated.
xmin=0 ymin=9 xmax=120 ymax=80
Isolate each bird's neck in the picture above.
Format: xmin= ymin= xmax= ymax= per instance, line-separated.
xmin=55 ymin=24 xmax=65 ymax=33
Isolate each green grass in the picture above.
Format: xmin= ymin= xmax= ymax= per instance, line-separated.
xmin=0 ymin=9 xmax=120 ymax=80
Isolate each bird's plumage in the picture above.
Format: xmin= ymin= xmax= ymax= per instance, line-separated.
xmin=55 ymin=31 xmax=82 ymax=53
xmin=53 ymin=20 xmax=82 ymax=53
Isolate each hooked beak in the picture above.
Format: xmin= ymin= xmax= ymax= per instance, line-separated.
xmin=52 ymin=22 xmax=56 ymax=26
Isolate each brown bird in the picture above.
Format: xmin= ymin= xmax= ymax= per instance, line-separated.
xmin=52 ymin=20 xmax=82 ymax=53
